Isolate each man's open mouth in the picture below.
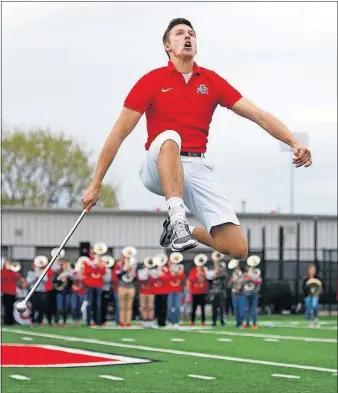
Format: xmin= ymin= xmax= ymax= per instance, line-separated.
xmin=184 ymin=42 xmax=192 ymax=48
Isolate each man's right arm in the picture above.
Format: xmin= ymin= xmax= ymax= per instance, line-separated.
xmin=91 ymin=107 xmax=142 ymax=188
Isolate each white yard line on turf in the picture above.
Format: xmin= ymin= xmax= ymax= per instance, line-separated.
xmin=170 ymin=338 xmax=186 ymax=342
xmin=271 ymin=374 xmax=300 ymax=379
xmin=194 ymin=330 xmax=337 ymax=343
xmin=121 ymin=338 xmax=136 ymax=342
xmin=3 ymin=328 xmax=337 ymax=374
xmin=99 ymin=375 xmax=124 ymax=381
xmin=264 ymin=339 xmax=280 ymax=342
xmin=188 ymin=374 xmax=216 ymax=380
xmin=9 ymin=375 xmax=31 ymax=380
xmin=21 ymin=337 xmax=34 ymax=341
xmin=217 ymin=338 xmax=233 ymax=342
xmin=260 ymin=324 xmax=336 ymax=331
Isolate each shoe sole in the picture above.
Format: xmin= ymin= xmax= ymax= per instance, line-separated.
xmin=159 ymin=219 xmax=172 ymax=248
xmin=171 ymin=240 xmax=198 ymax=252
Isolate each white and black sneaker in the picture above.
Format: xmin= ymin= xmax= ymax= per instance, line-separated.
xmin=159 ymin=217 xmax=173 ymax=248
xmin=170 ymin=217 xmax=198 ymax=252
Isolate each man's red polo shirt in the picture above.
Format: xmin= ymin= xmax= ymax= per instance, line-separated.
xmin=124 ymin=61 xmax=242 ymax=153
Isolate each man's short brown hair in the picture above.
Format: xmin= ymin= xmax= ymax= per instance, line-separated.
xmin=162 ymin=18 xmax=195 ymax=58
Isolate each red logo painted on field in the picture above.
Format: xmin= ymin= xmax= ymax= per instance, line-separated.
xmin=2 ymin=344 xmax=151 ymax=368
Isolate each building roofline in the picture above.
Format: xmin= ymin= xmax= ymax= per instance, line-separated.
xmin=2 ymin=206 xmax=337 ymax=220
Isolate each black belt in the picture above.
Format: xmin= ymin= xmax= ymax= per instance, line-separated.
xmin=180 ymin=152 xmax=204 ymax=157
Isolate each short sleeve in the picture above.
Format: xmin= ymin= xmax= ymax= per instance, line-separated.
xmin=124 ymin=73 xmax=154 ymax=114
xmin=212 ymin=71 xmax=242 ymax=108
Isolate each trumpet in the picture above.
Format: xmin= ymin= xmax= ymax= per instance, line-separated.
xmin=51 ymin=248 xmax=65 ymax=260
xmin=194 ymin=253 xmax=208 ymax=266
xmin=144 ymin=256 xmax=156 ymax=269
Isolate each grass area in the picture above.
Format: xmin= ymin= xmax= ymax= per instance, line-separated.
xmin=2 ymin=316 xmax=337 ymax=393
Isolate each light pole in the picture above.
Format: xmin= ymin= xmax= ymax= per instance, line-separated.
xmin=279 ymin=132 xmax=309 ymax=214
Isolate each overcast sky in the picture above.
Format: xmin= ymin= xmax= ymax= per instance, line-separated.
xmin=3 ymin=2 xmax=337 ymax=215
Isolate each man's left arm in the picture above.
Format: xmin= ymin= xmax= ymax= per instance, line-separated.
xmin=231 ymin=97 xmax=312 ymax=168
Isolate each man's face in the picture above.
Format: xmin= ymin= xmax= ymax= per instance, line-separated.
xmin=165 ymin=24 xmax=197 ymax=60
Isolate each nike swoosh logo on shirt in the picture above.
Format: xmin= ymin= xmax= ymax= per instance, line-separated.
xmin=162 ymin=88 xmax=173 ymax=92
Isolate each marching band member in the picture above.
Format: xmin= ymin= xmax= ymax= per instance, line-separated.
xmin=302 ymin=264 xmax=324 ymax=328
xmin=26 ymin=257 xmax=49 ymax=326
xmin=53 ymin=261 xmax=73 ymax=326
xmin=167 ymin=252 xmax=185 ymax=327
xmin=44 ymin=268 xmax=56 ymax=326
xmin=100 ymin=254 xmax=115 ymax=325
xmin=71 ymin=259 xmax=86 ymax=327
xmin=47 ymin=248 xmax=67 ymax=326
xmin=228 ymin=259 xmax=245 ymax=328
xmin=242 ymin=256 xmax=262 ymax=329
xmin=181 ymin=279 xmax=191 ymax=321
xmin=138 ymin=256 xmax=157 ymax=327
xmin=83 ymin=246 xmax=106 ymax=326
xmin=1 ymin=260 xmax=25 ymax=325
xmin=188 ymin=254 xmax=209 ymax=326
xmin=115 ymin=247 xmax=137 ymax=327
xmin=209 ymin=251 xmax=227 ymax=327
xmin=153 ymin=253 xmax=172 ymax=327
xmin=112 ymin=262 xmax=120 ymax=325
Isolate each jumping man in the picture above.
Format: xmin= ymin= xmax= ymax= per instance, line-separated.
xmin=82 ymin=18 xmax=312 ymax=258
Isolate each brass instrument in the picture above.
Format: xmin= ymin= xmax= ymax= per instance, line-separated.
xmin=227 ymin=259 xmax=243 ymax=293
xmin=121 ymin=257 xmax=137 ymax=283
xmin=93 ymin=242 xmax=108 ymax=257
xmin=75 ymin=256 xmax=90 ymax=271
xmin=306 ymin=278 xmax=323 ymax=297
xmin=194 ymin=253 xmax=208 ymax=267
xmin=170 ymin=252 xmax=184 ymax=264
xmin=154 ymin=253 xmax=168 ymax=267
xmin=51 ymin=248 xmax=66 ymax=260
xmin=9 ymin=261 xmax=21 ymax=272
xmin=120 ymin=246 xmax=138 ymax=283
xmin=33 ymin=255 xmax=48 ymax=277
xmin=247 ymin=255 xmax=261 ymax=278
xmin=228 ymin=259 xmax=239 ymax=270
xmin=101 ymin=255 xmax=115 ymax=268
xmin=169 ymin=252 xmax=184 ymax=274
xmin=211 ymin=251 xmax=224 ymax=262
xmin=144 ymin=256 xmax=156 ymax=269
xmin=122 ymin=246 xmax=137 ymax=259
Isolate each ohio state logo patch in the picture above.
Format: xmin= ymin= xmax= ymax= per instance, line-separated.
xmin=2 ymin=344 xmax=151 ymax=368
xmin=197 ymin=84 xmax=208 ymax=94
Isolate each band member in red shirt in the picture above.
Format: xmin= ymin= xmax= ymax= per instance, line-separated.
xmin=137 ymin=257 xmax=157 ymax=327
xmin=71 ymin=267 xmax=86 ymax=327
xmin=112 ymin=262 xmax=120 ymax=325
xmin=1 ymin=260 xmax=25 ymax=325
xmin=188 ymin=254 xmax=209 ymax=326
xmin=167 ymin=252 xmax=185 ymax=327
xmin=152 ymin=254 xmax=172 ymax=327
xmin=83 ymin=248 xmax=106 ymax=326
xmin=82 ymin=18 xmax=312 ymax=263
